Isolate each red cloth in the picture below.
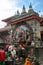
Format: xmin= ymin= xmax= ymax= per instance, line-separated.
xmin=0 ymin=50 xmax=5 ymax=61
xmin=6 ymin=45 xmax=9 ymax=48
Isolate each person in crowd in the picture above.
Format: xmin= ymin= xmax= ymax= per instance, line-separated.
xmin=24 ymin=58 xmax=32 ymax=65
xmin=0 ymin=46 xmax=5 ymax=65
xmin=32 ymin=59 xmax=35 ymax=65
xmin=31 ymin=41 xmax=35 ymax=46
xmin=8 ymin=43 xmax=14 ymax=52
xmin=5 ymin=52 xmax=12 ymax=65
xmin=34 ymin=59 xmax=40 ymax=65
xmin=5 ymin=50 xmax=9 ymax=60
xmin=17 ymin=44 xmax=23 ymax=59
xmin=19 ymin=57 xmax=23 ymax=65
xmin=12 ymin=54 xmax=18 ymax=65
xmin=8 ymin=43 xmax=17 ymax=65
xmin=10 ymin=44 xmax=17 ymax=65
xmin=11 ymin=49 xmax=16 ymax=58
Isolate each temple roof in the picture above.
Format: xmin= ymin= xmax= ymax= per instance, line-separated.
xmin=28 ymin=3 xmax=39 ymax=16
xmin=2 ymin=4 xmax=43 ymax=24
xmin=21 ymin=5 xmax=26 ymax=14
xmin=0 ymin=25 xmax=11 ymax=32
xmin=29 ymin=3 xmax=32 ymax=8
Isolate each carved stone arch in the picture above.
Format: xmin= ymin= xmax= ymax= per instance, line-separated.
xmin=13 ymin=21 xmax=33 ymax=32
xmin=12 ymin=21 xmax=33 ymax=43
